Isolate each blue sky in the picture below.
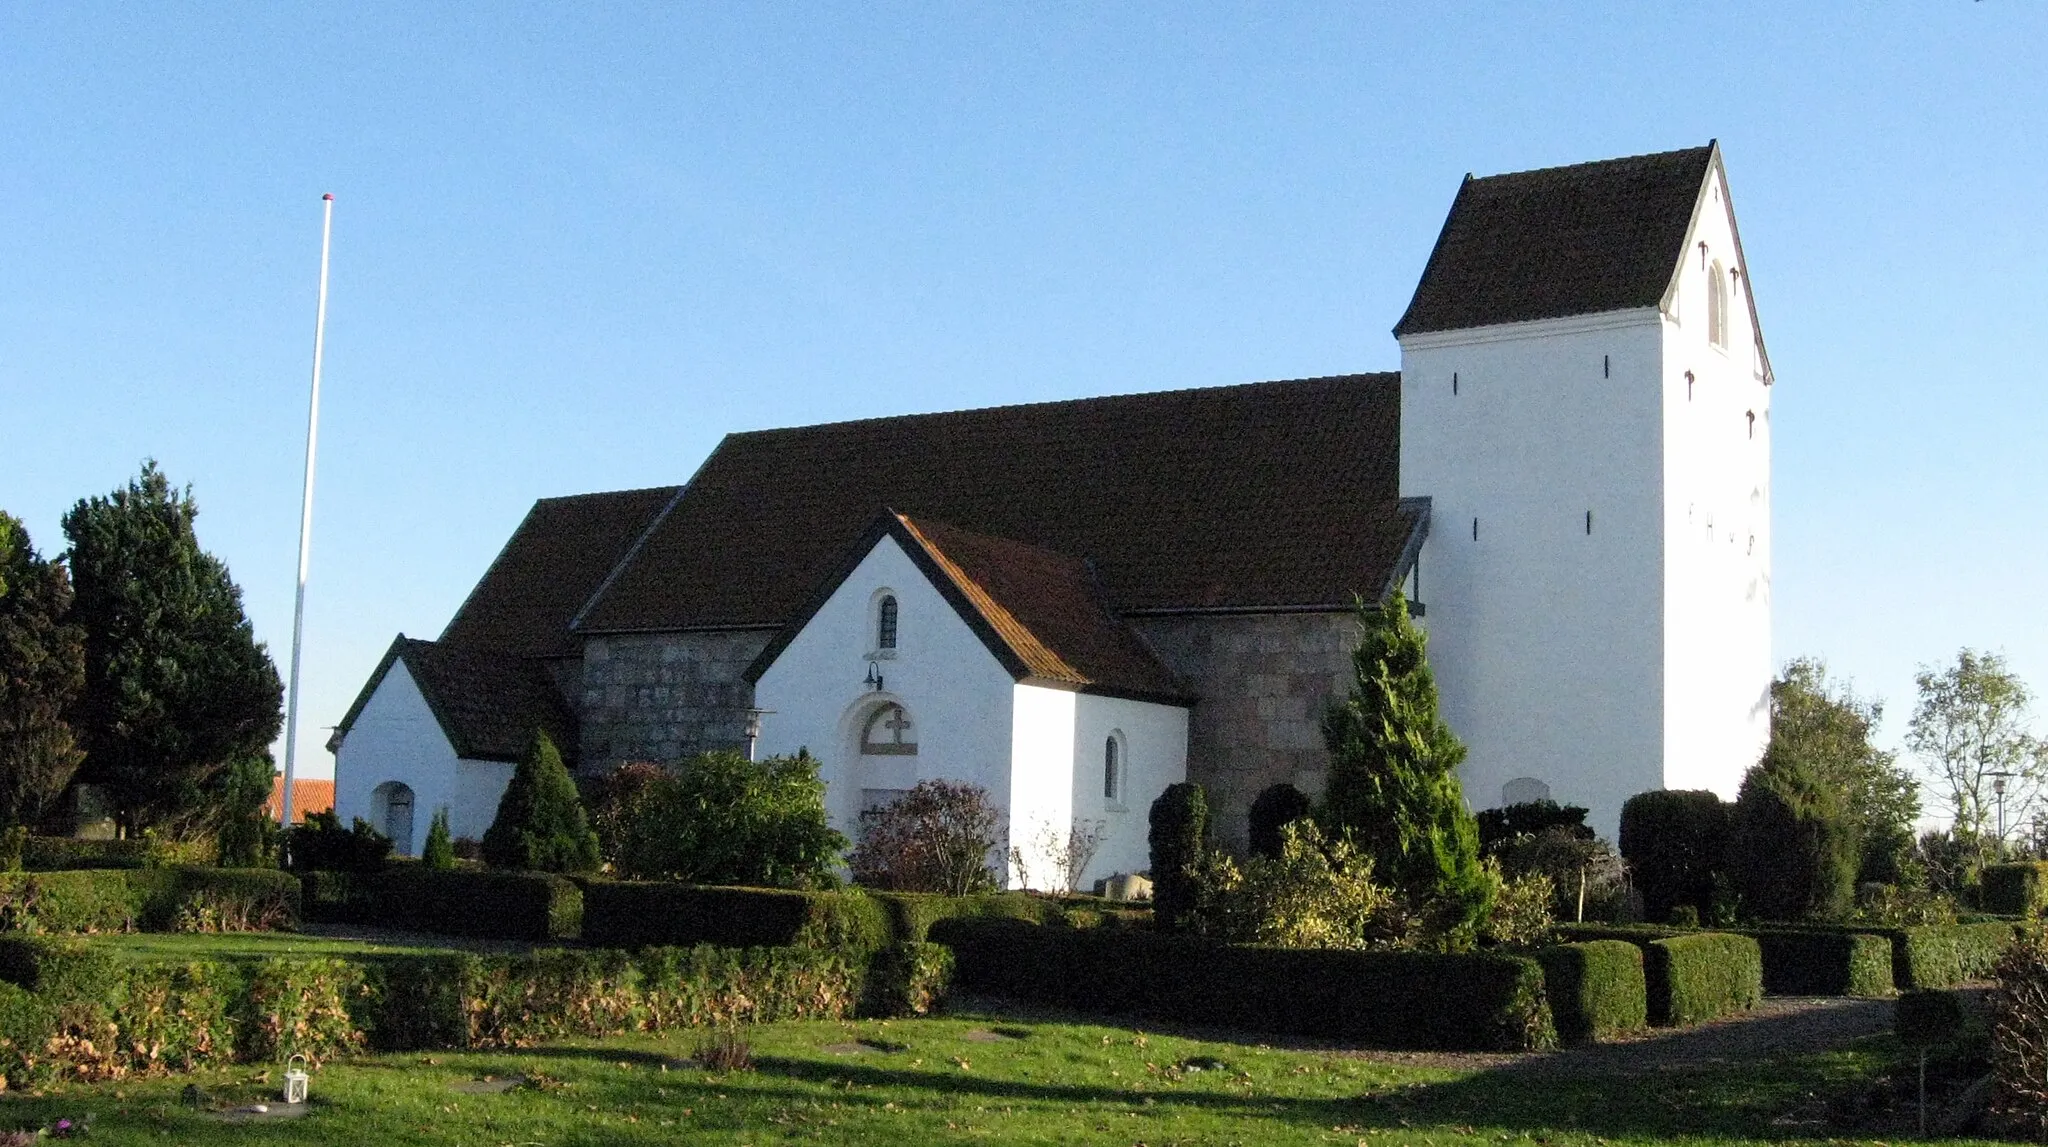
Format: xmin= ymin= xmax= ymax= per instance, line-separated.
xmin=4 ymin=5 xmax=2043 ymax=783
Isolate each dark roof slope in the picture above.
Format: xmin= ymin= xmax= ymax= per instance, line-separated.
xmin=438 ymin=486 xmax=679 ymax=658
xmin=747 ymin=513 xmax=1191 ymax=705
xmin=578 ymin=374 xmax=1415 ymax=633
xmin=1394 ymin=144 xmax=1715 ymax=336
xmin=329 ymin=636 xmax=576 ymax=763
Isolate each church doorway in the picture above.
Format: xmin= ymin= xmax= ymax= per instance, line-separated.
xmin=371 ymin=781 xmax=416 ymax=856
xmin=856 ymin=701 xmax=917 ymax=814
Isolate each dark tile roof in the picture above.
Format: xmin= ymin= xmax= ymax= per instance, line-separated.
xmin=747 ymin=513 xmax=1192 ymax=705
xmin=329 ymin=636 xmax=576 ymax=763
xmin=578 ymin=374 xmax=1417 ymax=634
xmin=1394 ymin=144 xmax=1716 ymax=336
xmin=438 ymin=486 xmax=680 ymax=659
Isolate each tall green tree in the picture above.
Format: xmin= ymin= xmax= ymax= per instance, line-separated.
xmin=1907 ymin=649 xmax=2045 ymax=862
xmin=1729 ymin=754 xmax=1859 ymax=921
xmin=0 ymin=515 xmax=88 ymax=829
xmin=1319 ymin=594 xmax=1491 ymax=945
xmin=62 ymin=463 xmax=283 ymax=834
xmin=482 ymin=729 xmax=600 ymax=873
xmin=1769 ymin=658 xmax=1920 ymax=883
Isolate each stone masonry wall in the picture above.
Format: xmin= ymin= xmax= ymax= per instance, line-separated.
xmin=577 ymin=630 xmax=775 ymax=769
xmin=1127 ymin=611 xmax=1359 ymax=852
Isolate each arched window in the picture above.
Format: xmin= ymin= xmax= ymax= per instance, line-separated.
xmin=860 ymin=703 xmax=917 ymax=756
xmin=876 ymin=595 xmax=898 ymax=650
xmin=1103 ymin=735 xmax=1124 ymax=803
xmin=1707 ymin=263 xmax=1725 ymax=344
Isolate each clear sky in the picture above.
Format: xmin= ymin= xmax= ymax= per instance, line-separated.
xmin=4 ymin=5 xmax=2043 ymax=784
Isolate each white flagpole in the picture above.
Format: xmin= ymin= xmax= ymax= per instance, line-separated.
xmin=281 ymin=193 xmax=335 ymax=833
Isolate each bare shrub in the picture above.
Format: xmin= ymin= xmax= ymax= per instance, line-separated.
xmin=1007 ymin=818 xmax=1108 ymax=895
xmin=1992 ymin=926 xmax=2048 ymax=1136
xmin=693 ymin=1025 xmax=753 ymax=1073
xmin=850 ymin=780 xmax=999 ymax=895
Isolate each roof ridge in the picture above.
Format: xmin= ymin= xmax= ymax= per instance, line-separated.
xmin=1466 ymin=142 xmax=1714 ymax=186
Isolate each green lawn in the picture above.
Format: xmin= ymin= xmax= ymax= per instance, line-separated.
xmin=0 ymin=1009 xmax=1994 ymax=1146
xmin=90 ymin=931 xmax=450 ymax=961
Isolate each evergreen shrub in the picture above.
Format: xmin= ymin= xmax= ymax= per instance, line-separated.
xmin=300 ymin=868 xmax=580 ymax=941
xmin=1981 ymin=862 xmax=2048 ymax=916
xmin=1643 ymin=932 xmax=1762 ymax=1026
xmin=1533 ymin=940 xmax=1646 ymax=1044
xmin=1619 ymin=790 xmax=1730 ymax=925
xmin=0 ymin=866 xmax=300 ymax=933
xmin=481 ymin=730 xmax=600 ymax=874
xmin=862 ymin=941 xmax=954 ymax=1017
xmin=420 ymin=808 xmax=456 ymax=871
xmin=1729 ymin=757 xmax=1858 ymax=922
xmin=580 ymin=881 xmax=888 ymax=950
xmin=21 ymin=836 xmax=153 ymax=870
xmin=1893 ymin=920 xmax=2020 ymax=988
xmin=929 ymin=916 xmax=1554 ymax=1051
xmin=1477 ymin=800 xmax=1592 ymax=855
xmin=868 ymin=890 xmax=1061 ymax=943
xmin=1746 ymin=929 xmax=1894 ymax=997
xmin=1148 ymin=782 xmax=1208 ymax=931
xmin=286 ymin=810 xmax=392 ymax=873
xmin=1247 ymin=783 xmax=1312 ymax=860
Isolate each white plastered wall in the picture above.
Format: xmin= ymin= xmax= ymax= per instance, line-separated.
xmin=752 ymin=535 xmax=1023 ymax=881
xmin=1659 ymin=160 xmax=1773 ymax=797
xmin=1070 ymin=692 xmax=1189 ymax=888
xmin=332 ymin=660 xmax=516 ymax=857
xmin=1399 ymin=313 xmax=1669 ymax=842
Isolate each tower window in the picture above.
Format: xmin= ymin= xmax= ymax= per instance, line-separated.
xmin=1104 ymin=735 xmax=1124 ymax=803
xmin=1603 ymin=354 xmax=1610 ymax=379
xmin=1472 ymin=517 xmax=1479 ymax=541
xmin=876 ymin=595 xmax=898 ymax=650
xmin=1585 ymin=510 xmax=1593 ymax=536
xmin=1452 ymin=371 xmax=1459 ymax=396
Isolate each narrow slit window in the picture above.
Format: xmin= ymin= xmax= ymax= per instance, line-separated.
xmin=1603 ymin=354 xmax=1610 ymax=379
xmin=877 ymin=595 xmax=898 ymax=650
xmin=1452 ymin=371 xmax=1459 ymax=396
xmin=1686 ymin=370 xmax=1695 ymax=401
xmin=1586 ymin=510 xmax=1593 ymax=535
xmin=1746 ymin=410 xmax=1756 ymax=439
xmin=1472 ymin=517 xmax=1479 ymax=541
xmin=1104 ymin=737 xmax=1122 ymax=802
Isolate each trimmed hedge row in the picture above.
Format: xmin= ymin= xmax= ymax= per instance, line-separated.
xmin=579 ymin=882 xmax=890 ymax=950
xmin=1644 ymin=933 xmax=1762 ymax=1026
xmin=0 ymin=934 xmax=940 ymax=1086
xmin=1980 ymin=863 xmax=2048 ymax=917
xmin=1890 ymin=921 xmax=2019 ymax=988
xmin=302 ymin=869 xmax=581 ymax=941
xmin=20 ymin=837 xmax=152 ymax=870
xmin=871 ymin=891 xmax=1063 ymax=943
xmin=1534 ymin=940 xmax=1647 ymax=1045
xmin=0 ymin=867 xmax=302 ymax=933
xmin=1747 ymin=929 xmax=1894 ymax=998
xmin=931 ymin=917 xmax=1554 ymax=1051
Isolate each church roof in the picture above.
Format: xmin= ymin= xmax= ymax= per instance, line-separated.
xmin=439 ymin=485 xmax=680 ymax=659
xmin=747 ymin=512 xmax=1194 ymax=705
xmin=576 ymin=373 xmax=1415 ymax=634
xmin=328 ymin=636 xmax=577 ymax=763
xmin=1394 ymin=143 xmax=1717 ymax=337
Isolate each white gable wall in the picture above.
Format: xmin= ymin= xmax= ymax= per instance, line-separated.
xmin=333 ymin=660 xmax=515 ymax=856
xmin=1070 ymin=692 xmax=1189 ymax=886
xmin=752 ymin=536 xmax=1023 ymax=872
xmin=1399 ymin=312 xmax=1668 ymax=841
xmin=1008 ymin=684 xmax=1077 ymax=888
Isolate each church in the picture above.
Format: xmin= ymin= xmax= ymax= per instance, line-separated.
xmin=330 ymin=142 xmax=1773 ymax=887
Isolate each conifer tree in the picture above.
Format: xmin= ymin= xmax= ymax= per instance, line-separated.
xmin=1319 ymin=594 xmax=1491 ymax=944
xmin=1729 ymin=753 xmax=1858 ymax=921
xmin=0 ymin=514 xmax=87 ymax=829
xmin=481 ymin=729 xmax=599 ymax=873
xmin=1148 ymin=781 xmax=1209 ymax=932
xmin=421 ymin=806 xmax=456 ymax=871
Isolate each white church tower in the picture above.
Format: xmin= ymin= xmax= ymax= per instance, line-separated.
xmin=1394 ymin=142 xmax=1772 ymax=839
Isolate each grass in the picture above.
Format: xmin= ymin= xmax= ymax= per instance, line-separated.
xmin=90 ymin=931 xmax=454 ymax=961
xmin=0 ymin=1008 xmax=1998 ymax=1146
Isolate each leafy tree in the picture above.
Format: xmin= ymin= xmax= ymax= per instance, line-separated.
xmin=1148 ymin=781 xmax=1209 ymax=931
xmin=286 ymin=810 xmax=392 ymax=872
xmin=1618 ymin=789 xmax=1730 ymax=924
xmin=481 ymin=729 xmax=600 ymax=873
xmin=1319 ymin=594 xmax=1491 ymax=946
xmin=614 ymin=750 xmax=844 ymax=888
xmin=1728 ymin=754 xmax=1859 ymax=921
xmin=850 ymin=779 xmax=999 ymax=895
xmin=0 ymin=515 xmax=87 ymax=829
xmin=1769 ymin=658 xmax=1919 ymax=883
xmin=1247 ymin=782 xmax=1313 ymax=860
xmin=421 ymin=807 xmax=456 ymax=871
xmin=1184 ymin=821 xmax=1395 ymax=949
xmin=61 ymin=463 xmax=283 ymax=834
xmin=584 ymin=760 xmax=665 ymax=870
xmin=1908 ymin=649 xmax=2045 ymax=862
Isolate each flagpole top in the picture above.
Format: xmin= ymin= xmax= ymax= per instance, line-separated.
xmin=322 ymin=193 xmax=333 ymax=201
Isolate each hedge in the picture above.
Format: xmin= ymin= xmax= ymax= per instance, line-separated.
xmin=1980 ymin=863 xmax=2048 ymax=916
xmin=930 ymin=917 xmax=1553 ymax=1051
xmin=1746 ymin=929 xmax=1894 ymax=998
xmin=0 ymin=934 xmax=920 ymax=1086
xmin=1891 ymin=921 xmax=2018 ymax=988
xmin=1644 ymin=933 xmax=1762 ymax=1026
xmin=579 ymin=881 xmax=888 ymax=950
xmin=301 ymin=869 xmax=581 ymax=941
xmin=1534 ymin=940 xmax=1647 ymax=1045
xmin=20 ymin=837 xmax=152 ymax=870
xmin=0 ymin=867 xmax=302 ymax=933
xmin=870 ymin=891 xmax=1061 ymax=943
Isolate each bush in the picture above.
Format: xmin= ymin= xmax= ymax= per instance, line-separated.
xmin=933 ymin=917 xmax=1553 ymax=1051
xmin=1982 ymin=862 xmax=2048 ymax=916
xmin=850 ymin=780 xmax=1000 ymax=895
xmin=1897 ymin=987 xmax=1969 ymax=1047
xmin=1894 ymin=920 xmax=2020 ymax=988
xmin=1619 ymin=790 xmax=1730 ymax=924
xmin=1534 ymin=940 xmax=1646 ymax=1044
xmin=1497 ymin=826 xmax=1629 ymax=923
xmin=1184 ymin=821 xmax=1396 ymax=949
xmin=862 ymin=942 xmax=954 ymax=1017
xmin=1477 ymin=800 xmax=1592 ymax=856
xmin=608 ymin=751 xmax=844 ymax=888
xmin=1148 ymin=782 xmax=1208 ymax=932
xmin=1643 ymin=932 xmax=1762 ymax=1026
xmin=1729 ymin=757 xmax=1857 ymax=922
xmin=1746 ymin=929 xmax=1894 ymax=997
xmin=301 ymin=868 xmax=581 ymax=941
xmin=421 ymin=808 xmax=455 ymax=871
xmin=0 ymin=866 xmax=300 ymax=933
xmin=1992 ymin=927 xmax=2048 ymax=1136
xmin=1482 ymin=864 xmax=1556 ymax=949
xmin=286 ymin=811 xmax=392 ymax=873
xmin=1247 ymin=783 xmax=1312 ymax=860
xmin=580 ymin=882 xmax=888 ymax=950
xmin=868 ymin=891 xmax=1061 ymax=943
xmin=482 ymin=729 xmax=600 ymax=874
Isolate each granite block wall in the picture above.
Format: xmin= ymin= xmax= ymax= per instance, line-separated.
xmin=577 ymin=629 xmax=775 ymax=768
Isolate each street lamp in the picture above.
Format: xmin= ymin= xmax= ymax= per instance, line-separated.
xmin=743 ymin=708 xmax=775 ymax=762
xmin=1990 ymin=771 xmax=2016 ymax=856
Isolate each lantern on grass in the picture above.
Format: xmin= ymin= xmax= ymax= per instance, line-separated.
xmin=284 ymin=1054 xmax=311 ymax=1104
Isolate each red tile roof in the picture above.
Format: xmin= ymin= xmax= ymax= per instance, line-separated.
xmin=578 ymin=374 xmax=1412 ymax=635
xmin=267 ymin=777 xmax=333 ymax=824
xmin=1395 ymin=144 xmax=1716 ymax=337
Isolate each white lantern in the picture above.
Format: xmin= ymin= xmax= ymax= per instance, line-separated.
xmin=284 ymin=1054 xmax=310 ymax=1104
